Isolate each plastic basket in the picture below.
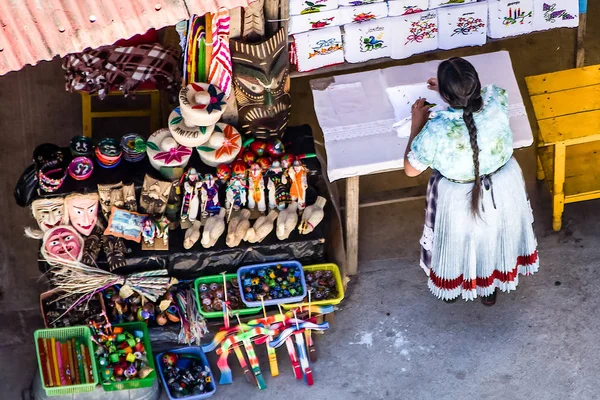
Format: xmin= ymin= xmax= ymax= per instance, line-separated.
xmin=97 ymin=322 xmax=156 ymax=391
xmin=238 ymin=261 xmax=307 ymax=307
xmin=282 ymin=263 xmax=345 ymax=309
xmin=34 ymin=326 xmax=99 ymax=397
xmin=194 ymin=274 xmax=262 ymax=319
xmin=156 ymin=347 xmax=216 ymax=400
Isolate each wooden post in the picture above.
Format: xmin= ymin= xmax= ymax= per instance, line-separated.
xmin=552 ymin=143 xmax=566 ymax=231
xmin=576 ymin=12 xmax=586 ymax=68
xmin=345 ymin=176 xmax=360 ymax=275
xmin=230 ymin=7 xmax=242 ymax=39
xmin=205 ymin=13 xmax=213 ymax=79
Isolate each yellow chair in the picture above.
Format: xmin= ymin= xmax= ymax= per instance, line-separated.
xmin=80 ymin=88 xmax=161 ymax=137
xmin=525 ymin=65 xmax=600 ymax=231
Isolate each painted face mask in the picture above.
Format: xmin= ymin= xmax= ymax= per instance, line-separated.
xmin=31 ymin=198 xmax=69 ymax=232
xmin=42 ymin=225 xmax=84 ymax=262
xmin=230 ymin=28 xmax=291 ymax=139
xmin=65 ymin=193 xmax=99 ymax=236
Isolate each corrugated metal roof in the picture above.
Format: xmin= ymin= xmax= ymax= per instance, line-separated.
xmin=0 ymin=0 xmax=249 ymax=76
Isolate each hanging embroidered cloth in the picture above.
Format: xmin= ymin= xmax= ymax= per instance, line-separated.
xmin=532 ymin=0 xmax=579 ymax=31
xmin=293 ymin=26 xmax=344 ymax=72
xmin=488 ymin=0 xmax=534 ymax=38
xmin=437 ymin=2 xmax=488 ymax=50
xmin=388 ymin=0 xmax=429 ymax=17
xmin=338 ymin=2 xmax=389 ymax=24
xmin=289 ymin=9 xmax=342 ymax=34
xmin=290 ymin=0 xmax=339 ymax=16
xmin=208 ymin=8 xmax=233 ymax=98
xmin=428 ymin=0 xmax=477 ymax=9
xmin=343 ymin=19 xmax=393 ymax=63
xmin=390 ymin=10 xmax=439 ymax=60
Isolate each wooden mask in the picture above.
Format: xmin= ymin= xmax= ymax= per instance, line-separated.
xmin=230 ymin=28 xmax=291 ymax=139
xmin=31 ymin=197 xmax=69 ymax=232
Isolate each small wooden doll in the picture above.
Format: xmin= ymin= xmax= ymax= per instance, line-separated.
xmin=288 ymin=160 xmax=309 ymax=210
xmin=248 ymin=163 xmax=266 ymax=212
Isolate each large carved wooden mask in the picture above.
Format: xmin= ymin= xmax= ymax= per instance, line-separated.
xmin=230 ymin=29 xmax=291 ymax=139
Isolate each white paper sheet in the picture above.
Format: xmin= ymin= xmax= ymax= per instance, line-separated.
xmin=289 ymin=9 xmax=341 ymax=35
xmin=343 ymin=18 xmax=393 ymax=63
xmin=338 ymin=2 xmax=389 ymax=24
xmin=390 ymin=11 xmax=439 ymax=60
xmin=388 ymin=0 xmax=430 ymax=16
xmin=386 ymin=83 xmax=447 ymax=138
xmin=429 ymin=0 xmax=476 ymax=9
xmin=488 ymin=0 xmax=534 ymax=38
xmin=532 ymin=0 xmax=579 ymax=31
xmin=437 ymin=2 xmax=488 ymax=50
xmin=310 ymin=51 xmax=534 ymax=181
xmin=290 ymin=0 xmax=340 ymax=16
xmin=293 ymin=26 xmax=345 ymax=72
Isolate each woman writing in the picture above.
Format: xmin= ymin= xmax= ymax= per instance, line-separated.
xmin=404 ymin=57 xmax=538 ymax=306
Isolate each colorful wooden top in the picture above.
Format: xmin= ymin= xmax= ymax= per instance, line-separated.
xmin=525 ymin=65 xmax=600 ymax=146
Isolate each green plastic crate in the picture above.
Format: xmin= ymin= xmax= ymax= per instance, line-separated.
xmin=34 ymin=326 xmax=99 ymax=397
xmin=194 ymin=274 xmax=262 ymax=319
xmin=96 ymin=322 xmax=156 ymax=391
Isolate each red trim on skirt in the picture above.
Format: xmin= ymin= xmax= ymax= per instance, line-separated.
xmin=429 ymin=251 xmax=538 ymax=291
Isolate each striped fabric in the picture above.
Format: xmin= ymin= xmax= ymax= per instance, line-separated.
xmin=209 ymin=8 xmax=233 ymax=98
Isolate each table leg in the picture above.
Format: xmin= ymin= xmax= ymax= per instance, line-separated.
xmin=536 ymin=154 xmax=545 ymax=181
xmin=345 ymin=176 xmax=360 ymax=275
xmin=81 ymin=93 xmax=92 ymax=137
xmin=552 ymin=143 xmax=566 ymax=231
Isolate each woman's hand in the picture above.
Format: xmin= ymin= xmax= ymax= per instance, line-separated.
xmin=427 ymin=78 xmax=438 ymax=92
xmin=411 ymin=98 xmax=430 ymax=132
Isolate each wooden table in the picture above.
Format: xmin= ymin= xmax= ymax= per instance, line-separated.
xmin=525 ymin=65 xmax=600 ymax=231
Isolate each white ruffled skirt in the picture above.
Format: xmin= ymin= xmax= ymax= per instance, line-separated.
xmin=420 ymin=158 xmax=539 ymax=301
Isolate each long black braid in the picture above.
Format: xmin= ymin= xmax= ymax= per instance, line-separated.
xmin=437 ymin=57 xmax=484 ymax=215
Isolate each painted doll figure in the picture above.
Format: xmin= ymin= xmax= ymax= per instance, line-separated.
xmin=248 ymin=163 xmax=267 ymax=213
xmin=266 ymin=160 xmax=291 ymax=211
xmin=201 ymin=174 xmax=221 ymax=216
xmin=288 ymin=160 xmax=309 ymax=210
xmin=142 ymin=218 xmax=157 ymax=246
xmin=181 ymin=168 xmax=202 ymax=223
xmin=65 ymin=193 xmax=99 ymax=236
xmin=226 ymin=163 xmax=248 ymax=211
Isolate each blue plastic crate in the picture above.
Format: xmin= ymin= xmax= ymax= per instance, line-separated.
xmin=156 ymin=347 xmax=216 ymax=400
xmin=237 ymin=261 xmax=307 ymax=307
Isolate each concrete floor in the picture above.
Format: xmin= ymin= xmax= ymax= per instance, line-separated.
xmin=1 ymin=6 xmax=600 ymax=399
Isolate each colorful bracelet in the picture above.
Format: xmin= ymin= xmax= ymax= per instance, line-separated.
xmin=38 ymin=161 xmax=67 ymax=192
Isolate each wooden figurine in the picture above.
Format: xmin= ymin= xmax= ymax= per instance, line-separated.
xmin=226 ymin=163 xmax=248 ymax=212
xmin=181 ymin=168 xmax=202 ymax=224
xmin=276 ymin=201 xmax=298 ymax=240
xmin=298 ymin=196 xmax=327 ymax=235
xmin=201 ymin=209 xmax=226 ymax=248
xmin=248 ymin=163 xmax=267 ymax=212
xmin=201 ymin=174 xmax=221 ymax=217
xmin=266 ymin=160 xmax=291 ymax=211
xmin=288 ymin=160 xmax=309 ymax=210
xmin=244 ymin=210 xmax=278 ymax=243
xmin=226 ymin=209 xmax=251 ymax=247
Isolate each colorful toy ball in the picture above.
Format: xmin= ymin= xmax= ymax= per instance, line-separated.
xmin=242 ymin=150 xmax=256 ymax=165
xmin=216 ymin=164 xmax=232 ymax=181
xmin=280 ymin=154 xmax=296 ymax=169
xmin=231 ymin=160 xmax=247 ymax=177
xmin=162 ymin=352 xmax=178 ymax=366
xmin=266 ymin=139 xmax=285 ymax=158
xmin=257 ymin=157 xmax=272 ymax=170
xmin=249 ymin=140 xmax=267 ymax=157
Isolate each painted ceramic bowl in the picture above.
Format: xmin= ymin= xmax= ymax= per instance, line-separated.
xmin=196 ymin=123 xmax=242 ymax=167
xmin=69 ymin=136 xmax=95 ymax=157
xmin=168 ymin=107 xmax=215 ymax=147
xmin=68 ymin=157 xmax=94 ymax=180
xmin=178 ymin=83 xmax=227 ymax=127
xmin=146 ymin=128 xmax=192 ymax=179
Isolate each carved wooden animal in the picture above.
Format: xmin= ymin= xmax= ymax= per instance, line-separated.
xmin=201 ymin=208 xmax=226 ymax=248
xmin=298 ymin=196 xmax=327 ymax=235
xmin=244 ymin=210 xmax=278 ymax=243
xmin=226 ymin=209 xmax=251 ymax=247
xmin=183 ymin=220 xmax=202 ymax=249
xmin=276 ymin=201 xmax=298 ymax=240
